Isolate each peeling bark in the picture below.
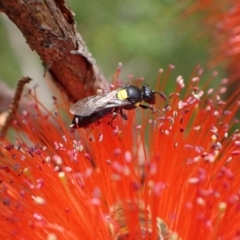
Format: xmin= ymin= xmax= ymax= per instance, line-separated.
xmin=0 ymin=0 xmax=109 ymax=102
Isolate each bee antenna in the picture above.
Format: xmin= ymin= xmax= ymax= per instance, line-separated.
xmin=153 ymin=91 xmax=168 ymax=101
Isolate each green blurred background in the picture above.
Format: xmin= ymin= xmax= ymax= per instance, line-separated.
xmin=0 ymin=0 xmax=225 ymax=92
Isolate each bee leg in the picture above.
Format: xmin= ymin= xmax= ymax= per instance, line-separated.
xmin=109 ymin=109 xmax=127 ymax=128
xmin=72 ymin=116 xmax=79 ymax=128
xmin=154 ymin=91 xmax=169 ymax=101
xmin=139 ymin=104 xmax=154 ymax=110
xmin=109 ymin=111 xmax=118 ymax=127
xmin=140 ymin=104 xmax=161 ymax=114
xmin=120 ymin=109 xmax=128 ymax=120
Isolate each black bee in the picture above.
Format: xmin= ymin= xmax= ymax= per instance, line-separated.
xmin=70 ymin=84 xmax=167 ymax=128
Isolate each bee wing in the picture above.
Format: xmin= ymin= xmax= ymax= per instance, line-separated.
xmin=70 ymin=89 xmax=130 ymax=116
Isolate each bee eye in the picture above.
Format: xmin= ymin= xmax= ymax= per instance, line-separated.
xmin=142 ymin=85 xmax=155 ymax=104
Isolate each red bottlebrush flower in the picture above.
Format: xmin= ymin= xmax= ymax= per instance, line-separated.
xmin=186 ymin=1 xmax=240 ymax=83
xmin=0 ymin=67 xmax=239 ymax=239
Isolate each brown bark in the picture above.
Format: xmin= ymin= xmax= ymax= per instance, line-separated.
xmin=0 ymin=0 xmax=108 ymax=102
xmin=0 ymin=77 xmax=32 ymax=136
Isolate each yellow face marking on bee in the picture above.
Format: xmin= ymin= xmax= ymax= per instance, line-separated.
xmin=117 ymin=89 xmax=128 ymax=100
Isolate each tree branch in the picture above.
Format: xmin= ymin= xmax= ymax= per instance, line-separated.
xmin=0 ymin=0 xmax=109 ymax=101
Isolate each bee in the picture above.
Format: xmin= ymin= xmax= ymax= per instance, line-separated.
xmin=107 ymin=201 xmax=172 ymax=240
xmin=70 ymin=84 xmax=167 ymax=128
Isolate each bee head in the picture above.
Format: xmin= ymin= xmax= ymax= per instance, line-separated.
xmin=142 ymin=85 xmax=168 ymax=104
xmin=141 ymin=85 xmax=156 ymax=104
